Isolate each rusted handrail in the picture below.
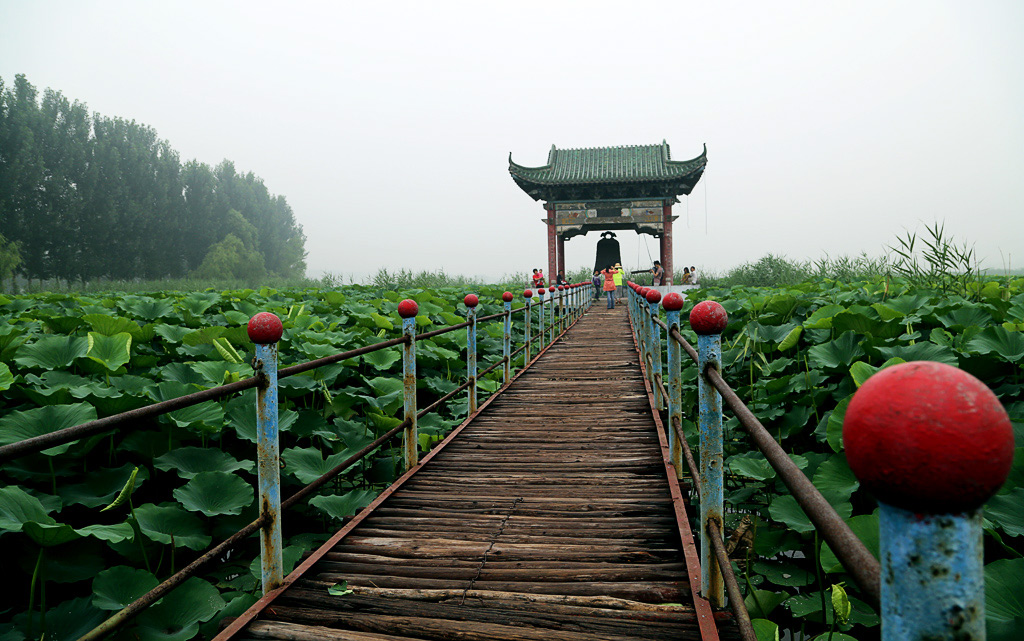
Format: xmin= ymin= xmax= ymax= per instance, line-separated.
xmin=73 ymin=285 xmax=595 ymax=640
xmin=645 ymin=287 xmax=881 ymax=605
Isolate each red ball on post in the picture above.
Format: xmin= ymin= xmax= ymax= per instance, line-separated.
xmin=537 ymin=288 xmax=545 ymax=297
xmin=548 ymin=286 xmax=555 ymax=292
xmin=523 ymin=289 xmax=533 ymax=298
xmin=397 ymin=299 xmax=419 ymax=318
xmin=464 ymin=294 xmax=479 ymax=308
xmin=557 ymin=285 xmax=564 ymax=292
xmin=843 ymin=361 xmax=1014 ymax=514
xmin=247 ymin=312 xmax=283 ymax=344
xmin=502 ymin=291 xmax=514 ymax=302
xmin=689 ymin=301 xmax=728 ymax=335
xmin=645 ymin=289 xmax=662 ymax=304
xmin=662 ymin=292 xmax=685 ymax=312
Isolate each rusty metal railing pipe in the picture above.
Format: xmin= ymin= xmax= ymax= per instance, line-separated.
xmin=704 ymin=365 xmax=882 ymax=604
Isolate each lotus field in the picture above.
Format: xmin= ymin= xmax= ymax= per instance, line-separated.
xmin=1 ymin=277 xmax=1023 ymax=640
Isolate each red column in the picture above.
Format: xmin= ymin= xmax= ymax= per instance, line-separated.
xmin=662 ymin=204 xmax=674 ymax=285
xmin=557 ymin=235 xmax=565 ymax=281
xmin=546 ymin=207 xmax=557 ymax=285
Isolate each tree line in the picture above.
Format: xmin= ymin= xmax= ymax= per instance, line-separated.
xmin=0 ymin=74 xmax=307 ymax=284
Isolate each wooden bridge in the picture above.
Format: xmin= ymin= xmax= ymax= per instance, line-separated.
xmin=217 ymin=304 xmax=737 ymax=641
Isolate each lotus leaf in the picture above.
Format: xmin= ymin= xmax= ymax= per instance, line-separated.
xmin=173 ymin=471 xmax=253 ymax=516
xmin=985 ymin=487 xmax=1024 ymax=537
xmin=752 ymin=560 xmax=814 ymax=587
xmin=13 ymin=334 xmax=88 ymax=370
xmin=182 ymin=326 xmax=227 ymax=346
xmin=76 ymin=523 xmax=135 ymax=543
xmin=729 ymin=453 xmax=775 ymax=481
xmin=0 ymin=402 xmax=97 ymax=456
xmin=247 ymin=544 xmax=304 ymax=581
xmin=190 ymin=360 xmax=251 ymax=385
xmin=803 ymin=305 xmax=846 ymax=329
xmin=92 ymin=566 xmax=161 ymax=610
xmin=967 ymin=326 xmax=1024 ymax=362
xmin=134 ymin=577 xmax=225 ymax=641
xmin=0 ymin=362 xmax=12 ymax=391
xmin=811 ymin=454 xmax=859 ymax=500
xmin=769 ymin=492 xmax=852 ymax=533
xmin=86 ymin=331 xmax=133 ymax=372
xmin=825 ymin=395 xmax=852 ymax=453
xmin=785 ymin=592 xmax=878 ymax=626
xmin=179 ymin=292 xmax=222 ymax=316
xmin=281 ymin=447 xmax=356 ymax=484
xmin=362 ymin=348 xmax=401 ymax=370
xmin=750 ymin=619 xmax=780 ymax=641
xmin=154 ymin=324 xmax=192 ymax=344
xmin=986 ymin=557 xmax=1024 ymax=635
xmin=745 ymin=590 xmax=788 ymax=618
xmin=820 ymin=510 xmax=880 ymax=573
xmin=808 ymin=331 xmax=864 ymax=370
xmin=309 ymin=488 xmax=379 ymax=520
xmin=155 ymin=447 xmax=253 ymax=479
xmin=133 ymin=503 xmax=211 ymax=550
xmin=59 ymin=464 xmax=150 ymax=508
xmin=227 ymin=402 xmax=298 ymax=443
xmin=31 ymin=596 xmax=106 ymax=641
xmin=118 ymin=297 xmax=175 ymax=320
xmin=83 ymin=314 xmax=142 ymax=338
xmin=876 ymin=340 xmax=958 ymax=366
xmin=166 ymin=400 xmax=225 ymax=433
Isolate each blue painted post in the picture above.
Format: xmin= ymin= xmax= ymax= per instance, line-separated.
xmin=501 ymin=292 xmax=513 ymax=383
xmin=398 ymin=300 xmax=419 ymax=469
xmin=663 ymin=293 xmax=685 ymax=478
xmin=247 ymin=312 xmax=284 ymax=594
xmin=548 ymin=286 xmax=556 ymax=344
xmin=690 ymin=300 xmax=728 ymax=607
xmin=843 ymin=361 xmax=1014 ymax=640
xmin=557 ymin=286 xmax=564 ymax=334
xmin=645 ymin=289 xmax=663 ymax=409
xmin=464 ymin=294 xmax=478 ymax=414
xmin=536 ymin=288 xmax=545 ymax=348
xmin=523 ymin=290 xmax=533 ymax=363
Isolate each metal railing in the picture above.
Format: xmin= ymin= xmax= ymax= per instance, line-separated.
xmin=0 ymin=283 xmax=593 ymax=640
xmin=625 ymin=281 xmax=1011 ymax=641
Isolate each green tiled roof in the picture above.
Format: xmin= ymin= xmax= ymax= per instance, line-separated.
xmin=509 ymin=141 xmax=706 ymax=186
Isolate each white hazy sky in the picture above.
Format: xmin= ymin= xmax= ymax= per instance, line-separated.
xmin=2 ymin=1 xmax=1022 ymax=281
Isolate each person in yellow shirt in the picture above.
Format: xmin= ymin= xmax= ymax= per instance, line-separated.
xmin=612 ymin=263 xmax=624 ymax=303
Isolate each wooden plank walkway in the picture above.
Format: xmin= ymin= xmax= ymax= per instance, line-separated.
xmin=218 ymin=304 xmax=737 ymax=641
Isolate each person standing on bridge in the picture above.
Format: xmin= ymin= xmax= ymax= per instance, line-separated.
xmin=592 ymin=270 xmax=602 ymax=300
xmin=612 ymin=263 xmax=624 ymax=303
xmin=651 ymin=260 xmax=664 ymax=287
xmin=601 ymin=265 xmax=617 ymax=309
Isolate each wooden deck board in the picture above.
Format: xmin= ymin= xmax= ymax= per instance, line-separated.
xmin=218 ymin=305 xmax=736 ymax=641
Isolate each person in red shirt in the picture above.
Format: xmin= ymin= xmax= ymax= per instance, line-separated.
xmin=601 ymin=265 xmax=616 ymax=309
xmin=531 ymin=269 xmax=545 ymax=288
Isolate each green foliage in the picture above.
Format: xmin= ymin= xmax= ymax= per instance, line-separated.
xmin=0 ymin=283 xmax=524 ymax=640
xmin=676 ymin=273 xmax=1024 ymax=638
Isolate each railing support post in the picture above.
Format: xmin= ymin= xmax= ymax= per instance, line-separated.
xmin=645 ymin=289 xmax=663 ymax=410
xmin=465 ymin=294 xmax=478 ymax=414
xmin=557 ymin=286 xmax=564 ymax=334
xmin=537 ymin=289 xmax=546 ymax=347
xmin=523 ymin=290 xmax=533 ymax=363
xmin=843 ymin=361 xmax=1013 ymax=640
xmin=548 ymin=286 xmax=556 ymax=344
xmin=663 ymin=293 xmax=684 ymax=479
xmin=502 ymin=292 xmax=513 ymax=383
xmin=691 ymin=300 xmax=727 ymax=607
xmin=248 ymin=312 xmax=284 ymax=595
xmin=398 ymin=300 xmax=419 ymax=470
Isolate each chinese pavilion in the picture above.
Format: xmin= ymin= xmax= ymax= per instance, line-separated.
xmin=509 ymin=141 xmax=707 ymax=285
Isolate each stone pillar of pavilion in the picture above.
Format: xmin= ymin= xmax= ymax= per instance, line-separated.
xmin=509 ymin=141 xmax=706 ymax=288
xmin=662 ymin=204 xmax=674 ymax=285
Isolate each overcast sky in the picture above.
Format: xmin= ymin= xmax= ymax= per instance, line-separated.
xmin=2 ymin=1 xmax=1022 ymax=281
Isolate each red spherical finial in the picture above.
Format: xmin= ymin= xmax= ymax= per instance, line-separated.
xmin=523 ymin=289 xmax=533 ymax=298
xmin=662 ymin=292 xmax=685 ymax=311
xmin=464 ymin=294 xmax=479 ymax=308
xmin=689 ymin=301 xmax=728 ymax=335
xmin=548 ymin=285 xmax=555 ymax=292
xmin=397 ymin=299 xmax=419 ymax=318
xmin=843 ymin=361 xmax=1013 ymax=513
xmin=537 ymin=288 xmax=545 ymax=297
xmin=247 ymin=312 xmax=283 ymax=344
xmin=502 ymin=291 xmax=514 ymax=302
xmin=557 ymin=285 xmax=564 ymax=291
xmin=646 ymin=289 xmax=662 ymax=304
